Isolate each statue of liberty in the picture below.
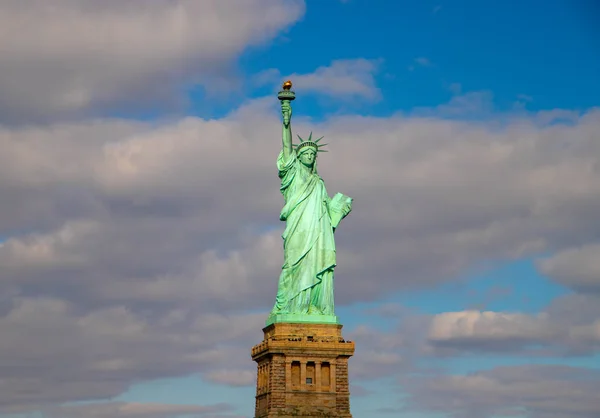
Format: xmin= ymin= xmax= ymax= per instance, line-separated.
xmin=267 ymin=81 xmax=353 ymax=325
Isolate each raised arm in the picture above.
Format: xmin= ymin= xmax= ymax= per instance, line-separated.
xmin=281 ymin=101 xmax=293 ymax=160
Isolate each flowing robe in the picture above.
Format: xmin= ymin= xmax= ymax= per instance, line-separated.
xmin=271 ymin=150 xmax=336 ymax=315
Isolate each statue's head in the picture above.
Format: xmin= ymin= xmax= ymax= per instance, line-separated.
xmin=295 ymin=132 xmax=327 ymax=170
xmin=298 ymin=146 xmax=317 ymax=168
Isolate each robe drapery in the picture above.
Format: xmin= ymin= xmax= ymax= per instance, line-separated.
xmin=270 ymin=149 xmax=336 ymax=315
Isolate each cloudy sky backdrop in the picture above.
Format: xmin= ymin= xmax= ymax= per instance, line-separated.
xmin=1 ymin=0 xmax=599 ymax=417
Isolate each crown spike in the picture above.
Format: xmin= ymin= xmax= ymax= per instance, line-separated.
xmin=295 ymin=132 xmax=328 ymax=154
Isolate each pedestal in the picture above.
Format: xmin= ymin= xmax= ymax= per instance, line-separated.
xmin=251 ymin=322 xmax=354 ymax=418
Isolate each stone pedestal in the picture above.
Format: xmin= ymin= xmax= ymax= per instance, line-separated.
xmin=251 ymin=322 xmax=354 ymax=418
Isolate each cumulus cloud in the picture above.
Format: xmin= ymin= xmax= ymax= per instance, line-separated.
xmin=4 ymin=1 xmax=598 ymax=416
xmin=404 ymin=365 xmax=600 ymax=418
xmin=427 ymin=311 xmax=560 ymax=350
xmin=2 ymin=101 xmax=600 ymax=309
xmin=426 ymin=297 xmax=600 ymax=355
xmin=349 ymin=294 xmax=600 ymax=371
xmin=537 ymin=243 xmax=600 ymax=292
xmin=0 ymin=0 xmax=304 ymax=122
xmin=0 ymin=220 xmax=283 ymax=312
xmin=1 ymin=96 xmax=600 ymax=411
xmin=255 ymin=59 xmax=382 ymax=100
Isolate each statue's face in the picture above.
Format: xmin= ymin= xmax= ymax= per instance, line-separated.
xmin=299 ymin=148 xmax=316 ymax=168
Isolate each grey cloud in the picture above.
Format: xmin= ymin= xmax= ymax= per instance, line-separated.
xmin=321 ymin=108 xmax=600 ymax=299
xmin=345 ymin=312 xmax=432 ymax=381
xmin=545 ymin=293 xmax=600 ymax=326
xmin=0 ymin=297 xmax=263 ymax=412
xmin=537 ymin=243 xmax=600 ymax=292
xmin=2 ymin=103 xmax=600 ymax=311
xmin=43 ymin=402 xmax=236 ymax=418
xmin=1 ymin=98 xmax=600 ymax=411
xmin=403 ymin=365 xmax=600 ymax=418
xmin=0 ymin=219 xmax=283 ymax=313
xmin=347 ymin=326 xmax=407 ymax=380
xmin=206 ymin=370 xmax=256 ymax=387
xmin=0 ymin=0 xmax=304 ymax=123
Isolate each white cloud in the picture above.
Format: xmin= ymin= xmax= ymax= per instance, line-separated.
xmin=256 ymin=59 xmax=382 ymax=100
xmin=425 ymin=297 xmax=600 ymax=355
xmin=0 ymin=0 xmax=305 ymax=122
xmin=428 ymin=310 xmax=558 ymax=345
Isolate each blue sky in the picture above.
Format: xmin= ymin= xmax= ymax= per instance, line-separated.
xmin=227 ymin=0 xmax=600 ymax=118
xmin=0 ymin=1 xmax=599 ymax=418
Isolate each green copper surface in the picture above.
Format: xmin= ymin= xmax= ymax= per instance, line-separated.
xmin=265 ymin=314 xmax=339 ymax=326
xmin=268 ymin=84 xmax=353 ymax=326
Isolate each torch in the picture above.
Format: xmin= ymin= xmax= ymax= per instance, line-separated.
xmin=277 ymin=80 xmax=295 ymax=125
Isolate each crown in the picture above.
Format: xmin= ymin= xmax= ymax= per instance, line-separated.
xmin=294 ymin=132 xmax=328 ymax=153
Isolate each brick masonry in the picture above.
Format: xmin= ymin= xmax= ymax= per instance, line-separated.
xmin=251 ymin=323 xmax=355 ymax=418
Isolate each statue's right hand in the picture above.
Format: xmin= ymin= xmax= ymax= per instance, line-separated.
xmin=281 ymin=101 xmax=292 ymax=124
